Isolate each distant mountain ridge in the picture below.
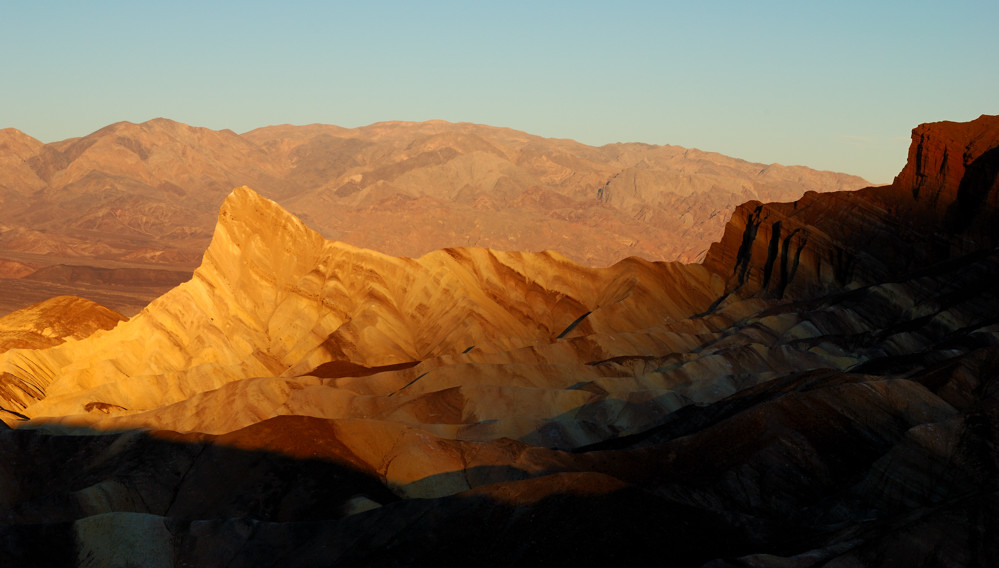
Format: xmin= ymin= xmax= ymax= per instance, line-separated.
xmin=0 ymin=119 xmax=867 ymax=314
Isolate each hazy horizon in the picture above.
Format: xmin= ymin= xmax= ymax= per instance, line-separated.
xmin=3 ymin=1 xmax=996 ymax=184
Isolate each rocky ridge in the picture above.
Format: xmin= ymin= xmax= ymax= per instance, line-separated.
xmin=0 ymin=119 xmax=867 ymax=314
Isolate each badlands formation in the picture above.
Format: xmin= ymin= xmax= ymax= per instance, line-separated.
xmin=0 ymin=115 xmax=997 ymax=566
xmin=0 ymin=119 xmax=866 ymax=314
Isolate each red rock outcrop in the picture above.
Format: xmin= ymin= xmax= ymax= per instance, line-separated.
xmin=892 ymin=115 xmax=999 ymax=210
xmin=704 ymin=114 xmax=999 ymax=299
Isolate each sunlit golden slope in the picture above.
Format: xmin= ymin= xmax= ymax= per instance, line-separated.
xmin=0 ymin=187 xmax=722 ymax=425
xmin=0 ymin=296 xmax=125 ymax=354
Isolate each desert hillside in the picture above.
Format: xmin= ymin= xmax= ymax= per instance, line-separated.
xmin=0 ymin=115 xmax=996 ymax=566
xmin=0 ymin=119 xmax=867 ymax=315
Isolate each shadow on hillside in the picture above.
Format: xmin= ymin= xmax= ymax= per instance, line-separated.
xmin=6 ymin=351 xmax=999 ymax=566
xmin=0 ymin=417 xmax=397 ymax=566
xmin=0 ymin=416 xmax=774 ymax=568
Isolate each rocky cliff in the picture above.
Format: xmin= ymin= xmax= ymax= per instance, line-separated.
xmin=704 ymin=114 xmax=999 ymax=299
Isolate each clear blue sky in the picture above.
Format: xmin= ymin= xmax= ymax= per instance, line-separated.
xmin=2 ymin=1 xmax=995 ymax=183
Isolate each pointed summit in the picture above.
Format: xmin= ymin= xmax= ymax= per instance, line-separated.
xmin=217 ymin=186 xmax=318 ymax=240
xmin=0 ymin=128 xmax=43 ymax=156
xmin=201 ymin=186 xmax=329 ymax=292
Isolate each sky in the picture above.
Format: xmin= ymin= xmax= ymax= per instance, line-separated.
xmin=1 ymin=1 xmax=996 ymax=184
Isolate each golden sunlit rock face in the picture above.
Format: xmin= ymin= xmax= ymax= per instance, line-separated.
xmin=1 ymin=116 xmax=998 ymax=566
xmin=0 ymin=186 xmax=723 ymax=430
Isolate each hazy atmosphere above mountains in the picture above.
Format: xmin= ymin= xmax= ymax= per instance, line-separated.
xmin=2 ymin=1 xmax=996 ymax=184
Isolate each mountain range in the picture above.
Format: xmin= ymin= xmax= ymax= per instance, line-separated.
xmin=0 ymin=119 xmax=866 ymax=315
xmin=0 ymin=115 xmax=996 ymax=566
